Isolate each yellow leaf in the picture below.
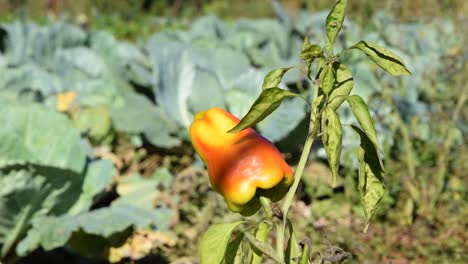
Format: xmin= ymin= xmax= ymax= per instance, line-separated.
xmin=56 ymin=91 xmax=77 ymax=112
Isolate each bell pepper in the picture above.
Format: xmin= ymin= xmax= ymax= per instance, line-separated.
xmin=190 ymin=108 xmax=294 ymax=216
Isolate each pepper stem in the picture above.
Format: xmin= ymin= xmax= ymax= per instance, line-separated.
xmin=259 ymin=196 xmax=273 ymax=221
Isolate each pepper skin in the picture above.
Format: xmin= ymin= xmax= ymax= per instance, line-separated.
xmin=190 ymin=108 xmax=294 ymax=216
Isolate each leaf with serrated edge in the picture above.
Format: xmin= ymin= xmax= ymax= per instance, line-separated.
xmin=322 ymin=107 xmax=342 ymax=187
xmin=350 ymin=41 xmax=411 ymax=76
xmin=351 ymin=125 xmax=385 ymax=233
xmin=228 ymin=88 xmax=298 ymax=133
xmin=328 ymin=62 xmax=353 ymax=110
xmin=262 ymin=67 xmax=293 ymax=90
xmin=346 ymin=95 xmax=379 ymax=150
xmin=200 ymin=221 xmax=245 ymax=264
xmin=325 ymin=0 xmax=347 ymax=53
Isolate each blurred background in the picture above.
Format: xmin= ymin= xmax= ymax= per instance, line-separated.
xmin=0 ymin=0 xmax=466 ymax=263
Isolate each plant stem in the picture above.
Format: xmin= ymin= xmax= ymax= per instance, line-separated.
xmin=259 ymin=196 xmax=273 ymax=221
xmin=276 ymin=84 xmax=321 ymax=260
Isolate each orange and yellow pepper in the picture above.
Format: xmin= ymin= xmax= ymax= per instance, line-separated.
xmin=190 ymin=108 xmax=294 ymax=216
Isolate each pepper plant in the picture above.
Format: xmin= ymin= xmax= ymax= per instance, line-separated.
xmin=194 ymin=1 xmax=411 ymax=263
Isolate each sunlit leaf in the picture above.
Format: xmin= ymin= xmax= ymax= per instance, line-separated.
xmin=298 ymin=238 xmax=311 ymax=264
xmin=224 ymin=234 xmax=244 ymax=264
xmin=56 ymin=91 xmax=77 ymax=112
xmin=301 ymin=37 xmax=322 ymax=76
xmin=228 ymin=88 xmax=298 ymax=133
xmin=251 ymin=221 xmax=271 ymax=264
xmin=322 ymin=107 xmax=342 ymax=187
xmin=199 ymin=221 xmax=245 ymax=264
xmin=350 ymin=41 xmax=411 ymax=76
xmin=351 ymin=125 xmax=385 ymax=233
xmin=285 ymin=220 xmax=301 ymax=264
xmin=321 ymin=63 xmax=335 ymax=95
xmin=262 ymin=67 xmax=293 ymax=90
xmin=244 ymin=232 xmax=283 ymax=264
xmin=346 ymin=95 xmax=379 ymax=150
xmin=325 ymin=0 xmax=347 ymax=53
xmin=328 ymin=62 xmax=353 ymax=110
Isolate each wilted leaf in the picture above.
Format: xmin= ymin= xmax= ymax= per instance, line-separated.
xmin=351 ymin=125 xmax=385 ymax=232
xmin=228 ymin=88 xmax=298 ymax=133
xmin=322 ymin=107 xmax=342 ymax=186
xmin=350 ymin=41 xmax=411 ymax=76
xmin=199 ymin=221 xmax=245 ymax=264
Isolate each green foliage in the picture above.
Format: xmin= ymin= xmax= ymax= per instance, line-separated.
xmin=349 ymin=41 xmax=412 ymax=76
xmin=228 ymin=88 xmax=300 ymax=133
xmin=321 ymin=107 xmax=343 ymax=186
xmin=0 ymin=103 xmax=85 ymax=173
xmin=325 ymin=0 xmax=347 ymax=54
xmin=0 ymin=0 xmax=465 ymax=262
xmin=199 ymin=221 xmax=245 ymax=264
xmin=262 ymin=68 xmax=294 ymax=90
xmin=352 ymin=125 xmax=385 ymax=232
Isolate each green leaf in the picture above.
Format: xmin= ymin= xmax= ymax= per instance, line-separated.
xmin=71 ymin=105 xmax=112 ymax=144
xmin=0 ymin=103 xmax=86 ymax=173
xmin=301 ymin=37 xmax=322 ymax=76
xmin=251 ymin=221 xmax=271 ymax=264
xmin=346 ymin=95 xmax=379 ymax=150
xmin=224 ymin=234 xmax=244 ymax=264
xmin=68 ymin=159 xmax=116 ymax=215
xmin=301 ymin=36 xmax=323 ymax=78
xmin=199 ymin=221 xmax=245 ymax=264
xmin=351 ymin=125 xmax=385 ymax=233
xmin=321 ymin=107 xmax=342 ymax=187
xmin=0 ymin=168 xmax=71 ymax=258
xmin=350 ymin=41 xmax=411 ymax=76
xmin=285 ymin=220 xmax=301 ymax=264
xmin=298 ymin=239 xmax=311 ymax=264
xmin=228 ymin=88 xmax=298 ymax=133
xmin=301 ymin=37 xmax=322 ymax=63
xmin=16 ymin=204 xmax=172 ymax=256
xmin=113 ymin=169 xmax=173 ymax=209
xmin=321 ymin=63 xmax=335 ymax=95
xmin=244 ymin=232 xmax=284 ymax=264
xmin=262 ymin=67 xmax=293 ymax=90
xmin=325 ymin=0 xmax=347 ymax=53
xmin=111 ymin=92 xmax=181 ymax=148
xmin=327 ymin=62 xmax=353 ymax=111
